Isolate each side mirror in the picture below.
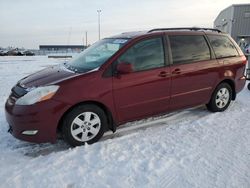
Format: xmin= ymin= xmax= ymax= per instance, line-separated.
xmin=116 ymin=62 xmax=133 ymax=74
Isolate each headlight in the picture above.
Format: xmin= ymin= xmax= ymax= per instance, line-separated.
xmin=16 ymin=85 xmax=59 ymax=105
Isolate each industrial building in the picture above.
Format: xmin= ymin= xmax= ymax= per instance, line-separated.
xmin=39 ymin=45 xmax=86 ymax=55
xmin=214 ymin=4 xmax=250 ymax=49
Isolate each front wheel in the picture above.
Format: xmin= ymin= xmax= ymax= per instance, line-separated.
xmin=62 ymin=104 xmax=107 ymax=147
xmin=206 ymin=83 xmax=232 ymax=112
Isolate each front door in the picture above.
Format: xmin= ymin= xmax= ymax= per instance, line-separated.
xmin=112 ymin=37 xmax=171 ymax=123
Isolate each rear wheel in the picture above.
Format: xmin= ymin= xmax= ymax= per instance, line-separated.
xmin=62 ymin=104 xmax=107 ymax=146
xmin=248 ymin=83 xmax=250 ymax=91
xmin=206 ymin=83 xmax=232 ymax=112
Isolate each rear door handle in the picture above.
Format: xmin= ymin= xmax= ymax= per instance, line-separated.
xmin=172 ymin=68 xmax=181 ymax=74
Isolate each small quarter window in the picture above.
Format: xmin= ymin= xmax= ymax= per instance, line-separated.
xmin=207 ymin=35 xmax=238 ymax=58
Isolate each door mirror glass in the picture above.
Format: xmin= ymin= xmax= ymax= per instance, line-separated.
xmin=116 ymin=62 xmax=133 ymax=74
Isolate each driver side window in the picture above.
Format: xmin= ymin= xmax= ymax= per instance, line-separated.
xmin=117 ymin=37 xmax=165 ymax=72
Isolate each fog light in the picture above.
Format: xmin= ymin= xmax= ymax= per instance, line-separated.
xmin=22 ymin=130 xmax=38 ymax=135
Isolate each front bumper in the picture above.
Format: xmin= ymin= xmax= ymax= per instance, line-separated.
xmin=5 ymin=98 xmax=70 ymax=143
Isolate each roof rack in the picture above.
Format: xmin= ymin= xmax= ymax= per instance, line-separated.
xmin=148 ymin=27 xmax=222 ymax=33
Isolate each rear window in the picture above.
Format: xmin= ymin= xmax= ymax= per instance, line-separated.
xmin=169 ymin=35 xmax=211 ymax=65
xmin=207 ymin=35 xmax=238 ymax=58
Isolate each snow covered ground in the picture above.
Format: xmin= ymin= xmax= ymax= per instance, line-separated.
xmin=0 ymin=56 xmax=250 ymax=188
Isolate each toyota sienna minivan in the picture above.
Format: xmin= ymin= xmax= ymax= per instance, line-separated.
xmin=5 ymin=28 xmax=247 ymax=146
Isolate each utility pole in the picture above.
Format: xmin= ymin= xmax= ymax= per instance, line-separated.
xmin=97 ymin=10 xmax=101 ymax=40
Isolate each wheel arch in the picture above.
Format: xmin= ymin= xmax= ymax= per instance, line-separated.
xmin=57 ymin=101 xmax=116 ymax=135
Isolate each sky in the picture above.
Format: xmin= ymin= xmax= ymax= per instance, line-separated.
xmin=0 ymin=0 xmax=249 ymax=49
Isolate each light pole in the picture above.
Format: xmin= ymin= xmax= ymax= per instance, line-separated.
xmin=97 ymin=10 xmax=101 ymax=40
xmin=85 ymin=31 xmax=88 ymax=47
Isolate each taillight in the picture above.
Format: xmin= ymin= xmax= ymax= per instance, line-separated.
xmin=243 ymin=60 xmax=247 ymax=65
xmin=242 ymin=56 xmax=247 ymax=65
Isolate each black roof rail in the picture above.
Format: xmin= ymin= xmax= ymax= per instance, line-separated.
xmin=148 ymin=27 xmax=222 ymax=33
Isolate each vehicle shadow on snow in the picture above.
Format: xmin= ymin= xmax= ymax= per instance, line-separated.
xmin=101 ymin=105 xmax=209 ymax=141
xmin=23 ymin=105 xmax=211 ymax=157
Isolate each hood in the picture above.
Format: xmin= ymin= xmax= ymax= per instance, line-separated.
xmin=18 ymin=64 xmax=78 ymax=88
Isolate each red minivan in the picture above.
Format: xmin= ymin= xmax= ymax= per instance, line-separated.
xmin=5 ymin=28 xmax=247 ymax=146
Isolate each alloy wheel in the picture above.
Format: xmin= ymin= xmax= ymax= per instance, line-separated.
xmin=215 ymin=88 xmax=230 ymax=109
xmin=70 ymin=112 xmax=101 ymax=142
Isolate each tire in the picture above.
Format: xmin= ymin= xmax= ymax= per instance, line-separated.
xmin=62 ymin=104 xmax=107 ymax=147
xmin=248 ymin=83 xmax=250 ymax=91
xmin=206 ymin=83 xmax=232 ymax=112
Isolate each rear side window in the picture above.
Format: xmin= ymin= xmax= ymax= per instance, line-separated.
xmin=207 ymin=35 xmax=238 ymax=58
xmin=169 ymin=35 xmax=210 ymax=65
xmin=117 ymin=37 xmax=165 ymax=72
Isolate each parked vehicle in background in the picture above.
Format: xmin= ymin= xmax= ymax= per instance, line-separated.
xmin=6 ymin=49 xmax=23 ymax=56
xmin=5 ymin=27 xmax=247 ymax=146
xmin=0 ymin=50 xmax=8 ymax=56
xmin=23 ymin=50 xmax=35 ymax=56
xmin=0 ymin=49 xmax=35 ymax=56
xmin=245 ymin=44 xmax=250 ymax=54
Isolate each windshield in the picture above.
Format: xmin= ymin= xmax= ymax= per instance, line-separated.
xmin=65 ymin=38 xmax=129 ymax=73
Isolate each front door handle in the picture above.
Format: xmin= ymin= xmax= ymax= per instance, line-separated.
xmin=158 ymin=71 xmax=168 ymax=77
xmin=172 ymin=68 xmax=181 ymax=74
